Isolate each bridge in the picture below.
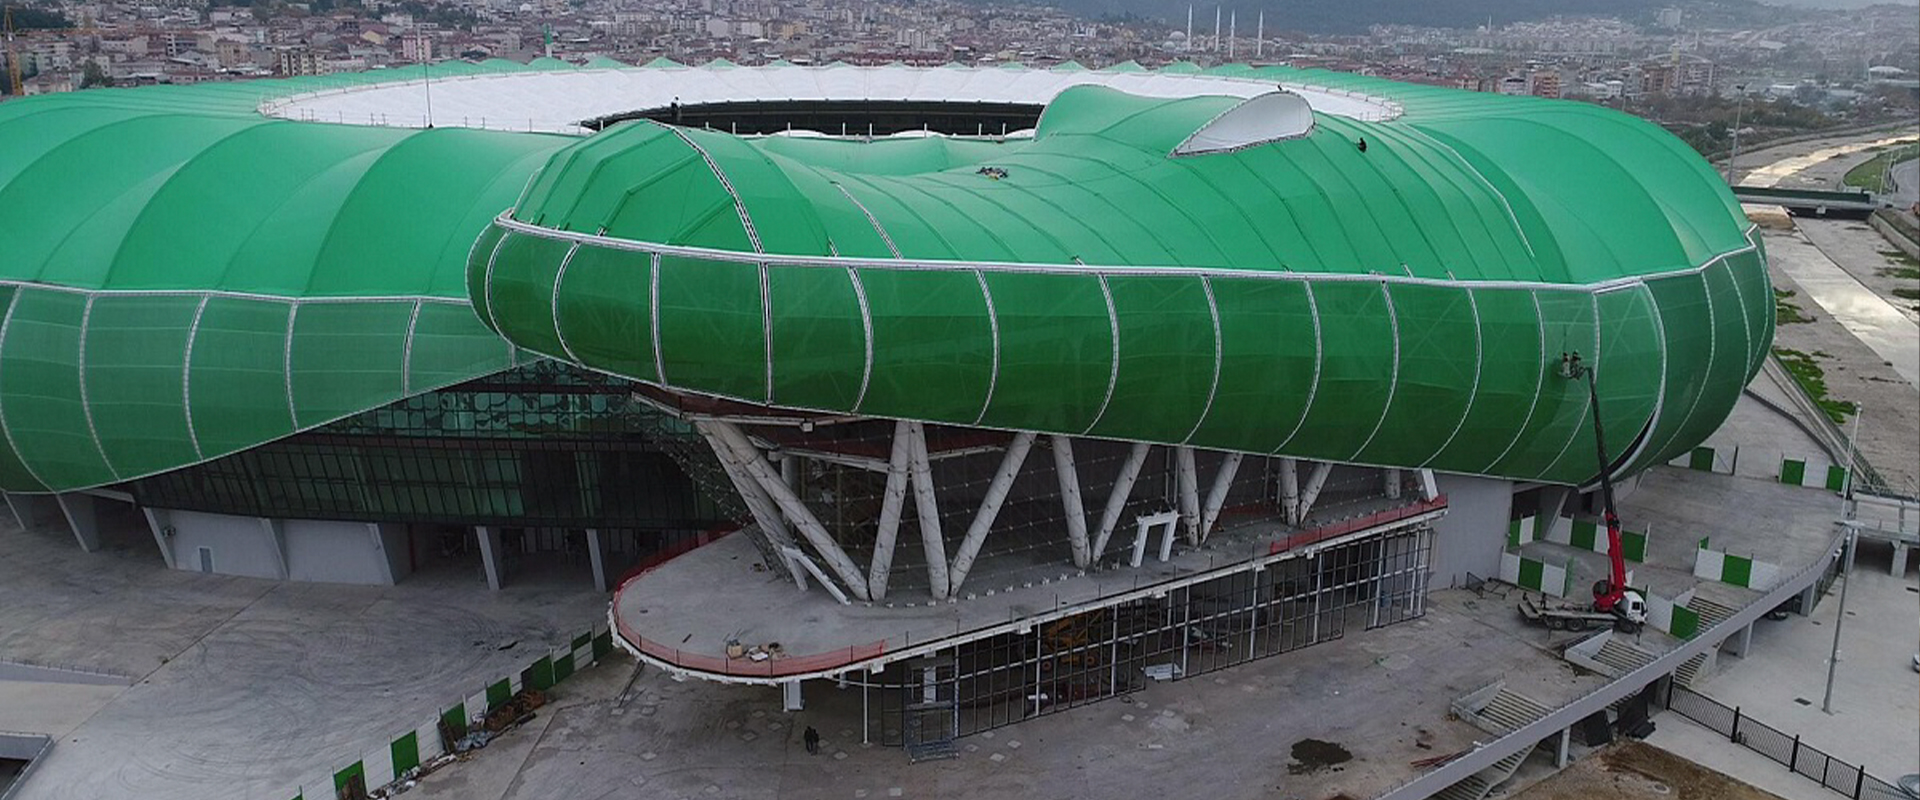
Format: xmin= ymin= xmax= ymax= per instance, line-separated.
xmin=1733 ymin=185 xmax=1883 ymax=218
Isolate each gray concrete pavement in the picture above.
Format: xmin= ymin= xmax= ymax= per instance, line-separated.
xmin=1888 ymin=157 xmax=1918 ymax=209
xmin=1798 ymin=218 xmax=1920 ymax=325
xmin=415 ymin=588 xmax=1614 ymax=800
xmin=1647 ymin=539 xmax=1919 ymax=793
xmin=0 ymin=519 xmax=608 ymax=800
xmin=1766 ymin=228 xmax=1918 ymax=388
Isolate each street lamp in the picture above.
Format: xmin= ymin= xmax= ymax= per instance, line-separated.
xmin=1724 ymin=83 xmax=1746 ymax=185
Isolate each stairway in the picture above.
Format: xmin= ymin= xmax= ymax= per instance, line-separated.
xmin=1431 ymin=742 xmax=1539 ymax=800
xmin=1674 ymin=653 xmax=1709 ymax=688
xmin=1687 ymin=597 xmax=1737 ymax=630
xmin=905 ymin=738 xmax=958 ymax=763
xmin=1592 ymin=638 xmax=1658 ymax=675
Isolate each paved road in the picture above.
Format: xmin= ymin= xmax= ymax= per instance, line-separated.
xmin=1888 ymin=157 xmax=1918 ymax=209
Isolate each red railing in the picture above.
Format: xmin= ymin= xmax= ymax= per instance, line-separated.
xmin=1269 ymin=494 xmax=1448 ymax=555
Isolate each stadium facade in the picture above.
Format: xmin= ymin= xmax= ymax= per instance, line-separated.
xmin=0 ymin=60 xmax=1767 ymax=741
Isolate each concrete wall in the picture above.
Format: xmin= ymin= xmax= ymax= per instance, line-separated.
xmin=284 ymin=520 xmax=395 ymax=585
xmin=377 ymin=523 xmax=413 ymax=583
xmin=153 ymin=509 xmax=406 ymax=586
xmin=161 ymin=509 xmax=285 ymax=580
xmin=1428 ymin=473 xmax=1513 ymax=588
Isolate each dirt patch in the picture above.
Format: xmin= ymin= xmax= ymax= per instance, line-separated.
xmin=1511 ymin=741 xmax=1788 ymax=800
xmin=1287 ymin=738 xmax=1353 ymax=775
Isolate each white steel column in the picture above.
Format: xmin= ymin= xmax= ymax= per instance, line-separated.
xmin=867 ymin=420 xmax=912 ymax=600
xmin=55 ymin=494 xmax=102 ymax=553
xmin=1278 ymin=457 xmax=1300 ymax=524
xmin=707 ymin=420 xmax=872 ymax=601
xmin=946 ymin=431 xmax=1036 ymax=597
xmin=696 ymin=423 xmax=805 ymax=585
xmin=1199 ymin=452 xmax=1244 ymax=542
xmin=1176 ymin=447 xmax=1201 ymax=544
xmin=140 ymin=507 xmax=178 ymax=570
xmin=906 ymin=421 xmax=951 ymax=599
xmin=1297 ymin=462 xmax=1333 ymax=524
xmin=475 ymin=525 xmax=505 ymax=591
xmin=1416 ymin=468 xmax=1439 ymax=501
xmin=1052 ymin=436 xmax=1091 ymax=568
xmin=586 ymin=528 xmax=611 ymax=592
xmin=1384 ymin=468 xmax=1403 ymax=500
xmin=1091 ymin=442 xmax=1151 ymax=562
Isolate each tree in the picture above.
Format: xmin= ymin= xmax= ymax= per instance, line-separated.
xmin=79 ymin=59 xmax=108 ymax=89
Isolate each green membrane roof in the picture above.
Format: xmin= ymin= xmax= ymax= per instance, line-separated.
xmin=0 ymin=62 xmax=1770 ymax=493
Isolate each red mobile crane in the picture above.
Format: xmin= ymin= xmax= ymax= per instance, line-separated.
xmin=1517 ymin=352 xmax=1646 ymax=633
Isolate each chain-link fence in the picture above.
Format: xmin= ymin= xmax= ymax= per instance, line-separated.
xmin=1665 ymin=683 xmax=1907 ymax=799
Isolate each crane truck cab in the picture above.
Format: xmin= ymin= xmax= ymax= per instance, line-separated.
xmin=1617 ymin=590 xmax=1647 ymax=625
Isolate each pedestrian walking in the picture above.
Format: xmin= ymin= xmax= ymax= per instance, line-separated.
xmin=804 ymin=725 xmax=820 ymax=755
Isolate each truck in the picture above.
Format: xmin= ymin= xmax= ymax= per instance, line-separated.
xmin=1519 ymin=592 xmax=1644 ymax=633
xmin=1517 ymin=352 xmax=1649 ymax=634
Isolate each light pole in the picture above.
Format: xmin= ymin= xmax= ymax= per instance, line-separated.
xmin=1822 ymin=406 xmax=1862 ymax=714
xmin=1724 ymin=84 xmax=1746 ymax=185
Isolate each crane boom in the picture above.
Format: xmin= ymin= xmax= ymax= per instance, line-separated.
xmin=4 ymin=6 xmax=22 ymax=98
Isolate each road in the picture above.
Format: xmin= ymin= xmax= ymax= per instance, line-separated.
xmin=1888 ymin=157 xmax=1918 ymax=209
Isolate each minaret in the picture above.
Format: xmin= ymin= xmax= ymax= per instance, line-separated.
xmin=1213 ymin=7 xmax=1221 ymax=53
xmin=1186 ymin=5 xmax=1193 ymax=53
xmin=1256 ymin=10 xmax=1264 ymax=59
xmin=1229 ymin=11 xmax=1236 ymax=60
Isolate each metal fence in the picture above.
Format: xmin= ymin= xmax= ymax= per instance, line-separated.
xmin=1665 ymin=684 xmax=1907 ymax=800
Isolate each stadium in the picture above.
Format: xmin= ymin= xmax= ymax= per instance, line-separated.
xmin=0 ymin=59 xmax=1768 ymax=750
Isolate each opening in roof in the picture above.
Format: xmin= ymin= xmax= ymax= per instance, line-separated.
xmin=583 ymin=99 xmax=1045 ymax=137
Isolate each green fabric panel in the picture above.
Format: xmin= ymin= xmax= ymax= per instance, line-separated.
xmin=1592 ymin=286 xmax=1664 ymax=477
xmin=975 ymin=271 xmax=1112 ymax=433
xmin=82 ymin=294 xmax=200 ymax=480
xmin=391 ymin=731 xmax=420 ymax=775
xmin=484 ymin=232 xmax=574 ymax=358
xmin=1689 ymin=447 xmax=1714 ymax=471
xmin=1507 ymin=519 xmax=1521 ymax=549
xmin=1671 ymin=606 xmax=1699 ymax=639
xmin=1518 ymin=558 xmax=1543 ymax=591
xmin=1086 ymin=275 xmax=1216 ymax=442
xmin=406 ymin=302 xmax=515 ymax=393
xmin=526 ymin=655 xmax=556 ymax=691
xmin=288 ymin=302 xmax=414 ymax=427
xmin=592 ymin=631 xmax=614 ymax=659
xmin=1189 ymin=277 xmax=1316 ymax=449
xmin=1491 ymin=290 xmax=1594 ymax=479
xmin=1824 ymin=465 xmax=1847 ymax=492
xmin=571 ymin=632 xmax=592 ymax=650
xmin=1429 ymin=288 xmax=1540 ymax=472
xmin=1642 ymin=273 xmax=1714 ymax=465
xmin=549 ymin=246 xmax=658 ymax=385
xmin=186 ymin=298 xmax=294 ymax=459
xmin=440 ymin=703 xmax=468 ymax=740
xmin=1671 ymin=264 xmax=1753 ymax=464
xmin=1284 ymin=281 xmax=1393 ymax=459
xmin=1725 ymin=247 xmax=1774 ymax=379
xmin=554 ymin=652 xmax=576 ymax=682
xmin=333 ymin=761 xmax=366 ymax=794
xmin=1355 ymin=283 xmax=1477 ymax=467
xmin=486 ymin=679 xmax=511 ymax=710
xmin=1722 ymin=554 xmax=1752 ymax=588
xmin=0 ymin=289 xmax=47 ymax=491
xmin=1780 ymin=459 xmax=1805 ymax=485
xmin=768 ymin=266 xmax=866 ymax=411
xmin=656 ymin=256 xmax=764 ymax=402
xmin=1570 ymin=520 xmax=1597 ymax=551
xmin=855 ymin=267 xmax=992 ymax=422
xmin=692 ymin=132 xmax=834 ymax=255
xmin=1 ymin=290 xmax=115 ymax=487
xmin=1621 ymin=530 xmax=1647 ymax=563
